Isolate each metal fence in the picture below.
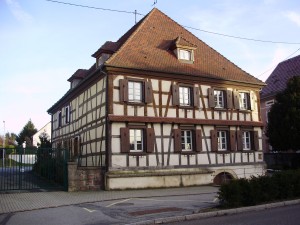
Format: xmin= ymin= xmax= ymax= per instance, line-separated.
xmin=0 ymin=148 xmax=69 ymax=191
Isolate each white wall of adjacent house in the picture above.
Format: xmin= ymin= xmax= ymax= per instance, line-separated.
xmin=32 ymin=122 xmax=52 ymax=147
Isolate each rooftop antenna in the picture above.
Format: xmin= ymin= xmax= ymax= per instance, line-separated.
xmin=134 ymin=10 xmax=137 ymax=24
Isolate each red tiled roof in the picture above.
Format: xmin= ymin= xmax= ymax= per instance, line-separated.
xmin=106 ymin=8 xmax=264 ymax=86
xmin=261 ymin=55 xmax=300 ymax=98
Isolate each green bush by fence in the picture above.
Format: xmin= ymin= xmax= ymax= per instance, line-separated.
xmin=218 ymin=170 xmax=300 ymax=208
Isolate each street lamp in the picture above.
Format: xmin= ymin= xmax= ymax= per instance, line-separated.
xmin=2 ymin=121 xmax=5 ymax=168
xmin=3 ymin=121 xmax=5 ymax=148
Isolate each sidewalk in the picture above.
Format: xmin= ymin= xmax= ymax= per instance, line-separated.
xmin=0 ymin=186 xmax=218 ymax=214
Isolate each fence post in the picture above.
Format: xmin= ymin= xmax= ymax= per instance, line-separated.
xmin=63 ymin=149 xmax=69 ymax=191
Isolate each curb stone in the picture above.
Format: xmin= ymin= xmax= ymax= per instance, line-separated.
xmin=126 ymin=199 xmax=300 ymax=225
xmin=154 ymin=215 xmax=185 ymax=224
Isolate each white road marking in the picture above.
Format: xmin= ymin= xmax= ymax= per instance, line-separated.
xmin=106 ymin=198 xmax=131 ymax=208
xmin=83 ymin=207 xmax=96 ymax=213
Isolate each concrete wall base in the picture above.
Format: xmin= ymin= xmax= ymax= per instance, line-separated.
xmin=105 ymin=164 xmax=266 ymax=190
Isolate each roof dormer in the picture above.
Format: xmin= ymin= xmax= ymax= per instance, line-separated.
xmin=92 ymin=41 xmax=120 ymax=68
xmin=67 ymin=69 xmax=88 ymax=89
xmin=170 ymin=36 xmax=197 ymax=64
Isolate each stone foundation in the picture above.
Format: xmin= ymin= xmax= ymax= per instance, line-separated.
xmin=67 ymin=162 xmax=104 ymax=191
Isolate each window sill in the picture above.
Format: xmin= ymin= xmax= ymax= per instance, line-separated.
xmin=179 ymin=105 xmax=194 ymax=109
xmin=127 ymin=102 xmax=146 ymax=106
xmin=213 ymin=107 xmax=227 ymax=111
xmin=128 ymin=152 xmax=147 ymax=156
xmin=239 ymin=108 xmax=252 ymax=112
xmin=179 ymin=151 xmax=197 ymax=155
xmin=178 ymin=59 xmax=194 ymax=64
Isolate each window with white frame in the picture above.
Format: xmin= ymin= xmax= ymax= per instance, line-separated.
xmin=239 ymin=92 xmax=250 ymax=110
xmin=129 ymin=129 xmax=143 ymax=152
xmin=128 ymin=81 xmax=142 ymax=102
xmin=214 ymin=90 xmax=225 ymax=108
xmin=217 ymin=131 xmax=227 ymax=151
xmin=178 ymin=49 xmax=192 ymax=61
xmin=181 ymin=130 xmax=193 ymax=151
xmin=242 ymin=131 xmax=251 ymax=150
xmin=179 ymin=86 xmax=192 ymax=106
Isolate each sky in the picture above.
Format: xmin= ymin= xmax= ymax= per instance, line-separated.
xmin=1 ymin=0 xmax=300 ymax=135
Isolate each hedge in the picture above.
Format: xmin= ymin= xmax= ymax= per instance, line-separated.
xmin=218 ymin=170 xmax=300 ymax=208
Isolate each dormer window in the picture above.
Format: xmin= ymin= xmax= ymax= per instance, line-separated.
xmin=171 ymin=36 xmax=197 ymax=64
xmin=97 ymin=53 xmax=111 ymax=67
xmin=179 ymin=49 xmax=193 ymax=61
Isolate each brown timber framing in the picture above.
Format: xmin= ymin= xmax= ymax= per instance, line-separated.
xmin=108 ymin=115 xmax=263 ymax=127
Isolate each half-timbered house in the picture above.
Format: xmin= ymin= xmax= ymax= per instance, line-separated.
xmin=48 ymin=8 xmax=266 ymax=190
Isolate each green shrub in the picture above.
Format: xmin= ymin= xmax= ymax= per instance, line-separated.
xmin=218 ymin=170 xmax=300 ymax=208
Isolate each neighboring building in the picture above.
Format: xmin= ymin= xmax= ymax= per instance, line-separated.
xmin=48 ymin=8 xmax=265 ymax=190
xmin=260 ymin=55 xmax=300 ymax=152
xmin=32 ymin=122 xmax=52 ymax=147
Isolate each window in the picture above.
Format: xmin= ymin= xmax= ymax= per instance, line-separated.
xmin=128 ymin=81 xmax=142 ymax=103
xmin=239 ymin=92 xmax=250 ymax=110
xmin=179 ymin=49 xmax=192 ymax=61
xmin=179 ymin=87 xmax=192 ymax=106
xmin=242 ymin=131 xmax=251 ymax=150
xmin=172 ymin=84 xmax=200 ymax=108
xmin=119 ymin=79 xmax=153 ymax=104
xmin=214 ymin=90 xmax=225 ymax=108
xmin=181 ymin=130 xmax=193 ymax=151
xmin=65 ymin=106 xmax=70 ymax=124
xmin=217 ymin=131 xmax=227 ymax=151
xmin=129 ymin=129 xmax=144 ymax=152
xmin=120 ymin=127 xmax=155 ymax=153
xmin=237 ymin=130 xmax=259 ymax=151
xmin=58 ymin=111 xmax=62 ymax=128
xmin=174 ymin=129 xmax=202 ymax=153
xmin=208 ymin=88 xmax=233 ymax=109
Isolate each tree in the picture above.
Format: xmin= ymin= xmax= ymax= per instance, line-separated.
xmin=1 ymin=133 xmax=17 ymax=148
xmin=38 ymin=131 xmax=52 ymax=148
xmin=16 ymin=119 xmax=38 ymax=147
xmin=266 ymin=76 xmax=300 ymax=151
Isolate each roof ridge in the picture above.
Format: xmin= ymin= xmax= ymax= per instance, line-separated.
xmin=106 ymin=8 xmax=158 ymax=65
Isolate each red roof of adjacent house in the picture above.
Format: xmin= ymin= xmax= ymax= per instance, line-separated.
xmin=261 ymin=55 xmax=300 ymax=99
xmin=105 ymin=8 xmax=264 ymax=86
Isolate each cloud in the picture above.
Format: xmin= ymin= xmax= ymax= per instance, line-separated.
xmin=5 ymin=0 xmax=33 ymax=24
xmin=285 ymin=11 xmax=300 ymax=27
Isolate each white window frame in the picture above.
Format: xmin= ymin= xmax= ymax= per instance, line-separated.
xmin=242 ymin=131 xmax=251 ymax=150
xmin=179 ymin=86 xmax=192 ymax=106
xmin=178 ymin=49 xmax=192 ymax=61
xmin=217 ymin=131 xmax=227 ymax=151
xmin=129 ymin=129 xmax=144 ymax=152
xmin=239 ymin=92 xmax=249 ymax=110
xmin=214 ymin=90 xmax=225 ymax=108
xmin=128 ymin=81 xmax=143 ymax=103
xmin=181 ymin=130 xmax=193 ymax=151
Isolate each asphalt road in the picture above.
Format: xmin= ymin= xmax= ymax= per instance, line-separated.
xmin=0 ymin=192 xmax=218 ymax=225
xmin=167 ymin=204 xmax=300 ymax=225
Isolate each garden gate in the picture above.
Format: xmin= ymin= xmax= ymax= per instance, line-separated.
xmin=0 ymin=148 xmax=69 ymax=191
